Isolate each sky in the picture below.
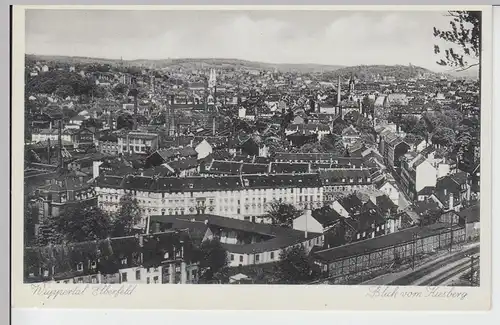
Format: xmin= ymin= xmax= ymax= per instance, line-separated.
xmin=25 ymin=9 xmax=473 ymax=72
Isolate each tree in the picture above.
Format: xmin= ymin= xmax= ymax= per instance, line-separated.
xmin=320 ymin=133 xmax=347 ymax=156
xmin=117 ymin=114 xmax=135 ymax=130
xmin=57 ymin=205 xmax=112 ymax=243
xmin=112 ymin=193 xmax=142 ymax=237
xmin=431 ymin=127 xmax=456 ymax=148
xmin=24 ymin=203 xmax=35 ymax=246
xmin=274 ymin=245 xmax=316 ymax=284
xmin=264 ymin=201 xmax=302 ymax=227
xmin=55 ymin=84 xmax=74 ymax=98
xmin=197 ymin=238 xmax=229 ymax=284
xmin=433 ymin=11 xmax=481 ymax=71
xmin=113 ymin=83 xmax=128 ymax=96
xmin=418 ymin=208 xmax=443 ymax=227
xmin=36 ymin=213 xmax=63 ymax=246
xmin=399 ymin=116 xmax=420 ymax=134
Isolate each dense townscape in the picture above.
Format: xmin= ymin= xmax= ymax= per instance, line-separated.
xmin=23 ymin=11 xmax=481 ymax=287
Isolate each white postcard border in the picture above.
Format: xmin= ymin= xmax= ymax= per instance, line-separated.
xmin=11 ymin=4 xmax=493 ymax=310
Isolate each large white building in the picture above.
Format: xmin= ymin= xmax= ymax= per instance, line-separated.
xmin=95 ymin=173 xmax=324 ymax=225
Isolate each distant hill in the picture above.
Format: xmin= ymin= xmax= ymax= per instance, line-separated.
xmin=320 ymin=64 xmax=439 ymax=81
xmin=25 ymin=54 xmax=344 ymax=73
xmin=445 ymin=66 xmax=480 ymax=80
xmin=26 ymin=54 xmax=450 ymax=80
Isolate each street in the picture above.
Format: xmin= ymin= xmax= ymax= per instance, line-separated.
xmin=387 ymin=245 xmax=479 ymax=286
xmin=362 ymin=243 xmax=480 ymax=286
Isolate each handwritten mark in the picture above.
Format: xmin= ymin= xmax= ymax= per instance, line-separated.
xmin=31 ymin=284 xmax=137 ymax=300
xmin=366 ymin=286 xmax=468 ymax=300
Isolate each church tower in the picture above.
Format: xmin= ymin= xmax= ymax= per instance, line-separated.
xmin=349 ymin=75 xmax=355 ymax=95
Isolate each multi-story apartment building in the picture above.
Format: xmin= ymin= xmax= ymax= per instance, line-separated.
xmin=95 ymin=173 xmax=324 ymax=225
xmin=24 ymin=230 xmax=197 ymax=285
xmin=117 ymin=131 xmax=159 ymax=155
xmin=400 ymin=152 xmax=438 ymax=201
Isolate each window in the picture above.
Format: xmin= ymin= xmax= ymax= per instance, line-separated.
xmin=121 ymin=258 xmax=128 ymax=265
xmin=362 ymin=232 xmax=366 ymax=237
xmin=192 ymin=270 xmax=198 ymax=279
xmin=231 ymin=254 xmax=234 ymax=261
xmin=146 ymin=267 xmax=151 ymax=273
xmin=43 ymin=269 xmax=49 ymax=277
xmin=91 ymin=276 xmax=97 ymax=284
xmin=121 ymin=272 xmax=128 ymax=282
xmin=270 ymin=252 xmax=275 ymax=260
xmin=255 ymin=254 xmax=260 ymax=262
xmin=77 ymin=262 xmax=84 ymax=271
xmin=147 ymin=277 xmax=150 ymax=284
xmin=153 ymin=276 xmax=159 ymax=284
xmin=90 ymin=261 xmax=97 ymax=269
xmin=78 ymin=277 xmax=83 ymax=283
xmin=239 ymin=256 xmax=243 ymax=262
xmin=357 ymin=234 xmax=360 ymax=240
xmin=136 ymin=270 xmax=141 ymax=280
xmin=153 ymin=267 xmax=159 ymax=272
xmin=381 ymin=225 xmax=385 ymax=229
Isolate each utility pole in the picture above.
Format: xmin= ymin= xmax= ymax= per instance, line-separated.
xmin=412 ymin=233 xmax=418 ymax=270
xmin=449 ymin=216 xmax=453 ymax=254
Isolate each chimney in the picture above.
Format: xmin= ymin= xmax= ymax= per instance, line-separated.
xmin=139 ymin=234 xmax=144 ymax=247
xmin=58 ymin=120 xmax=63 ymax=168
xmin=449 ymin=193 xmax=454 ymax=211
xmin=337 ymin=76 xmax=342 ymax=106
xmin=47 ymin=138 xmax=51 ymax=164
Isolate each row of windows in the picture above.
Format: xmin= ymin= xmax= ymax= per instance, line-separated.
xmin=121 ymin=272 xmax=159 ymax=283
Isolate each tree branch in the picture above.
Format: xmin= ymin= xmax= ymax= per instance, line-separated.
xmin=455 ymin=62 xmax=480 ymax=72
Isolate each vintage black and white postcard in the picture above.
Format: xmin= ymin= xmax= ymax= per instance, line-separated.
xmin=11 ymin=5 xmax=492 ymax=310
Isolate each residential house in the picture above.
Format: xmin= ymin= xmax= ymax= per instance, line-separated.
xmin=24 ymin=230 xmax=196 ymax=284
xmin=149 ymin=214 xmax=324 ymax=268
xmin=400 ymin=152 xmax=438 ymax=201
xmin=377 ymin=180 xmax=400 ymax=206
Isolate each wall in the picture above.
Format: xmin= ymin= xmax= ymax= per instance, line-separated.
xmin=195 ymin=140 xmax=212 ymax=159
xmin=292 ymin=210 xmax=323 ymax=234
xmin=119 ymin=266 xmax=163 ymax=284
xmin=415 ymin=160 xmax=437 ymax=192
xmin=324 ymin=227 xmax=466 ymax=284
xmin=330 ymin=201 xmax=350 ymax=218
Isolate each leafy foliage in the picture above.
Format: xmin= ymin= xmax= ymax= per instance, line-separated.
xmin=433 ymin=11 xmax=481 ymax=70
xmin=111 ymin=193 xmax=142 ymax=237
xmin=431 ymin=127 xmax=456 ymax=147
xmin=196 ymin=238 xmax=229 ymax=283
xmin=37 ymin=205 xmax=112 ymax=246
xmin=264 ymin=201 xmax=302 ymax=227
xmin=117 ymin=114 xmax=135 ymax=130
xmin=274 ymin=245 xmax=316 ymax=284
xmin=26 ymin=70 xmax=98 ymax=97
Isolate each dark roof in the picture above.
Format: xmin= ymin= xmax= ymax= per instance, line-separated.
xmin=319 ymin=169 xmax=371 ymax=185
xmin=241 ymin=163 xmax=268 ymax=175
xmin=242 ymin=173 xmax=322 ymax=189
xmin=338 ymin=194 xmax=364 ymax=215
xmin=270 ymin=162 xmax=310 ymax=174
xmin=418 ymin=186 xmax=436 ymax=196
xmin=311 ymin=207 xmax=342 ymax=228
xmin=314 ymin=223 xmax=463 ymax=262
xmin=149 ymin=214 xmax=322 ymax=254
xmin=375 ymin=195 xmax=398 ymax=213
